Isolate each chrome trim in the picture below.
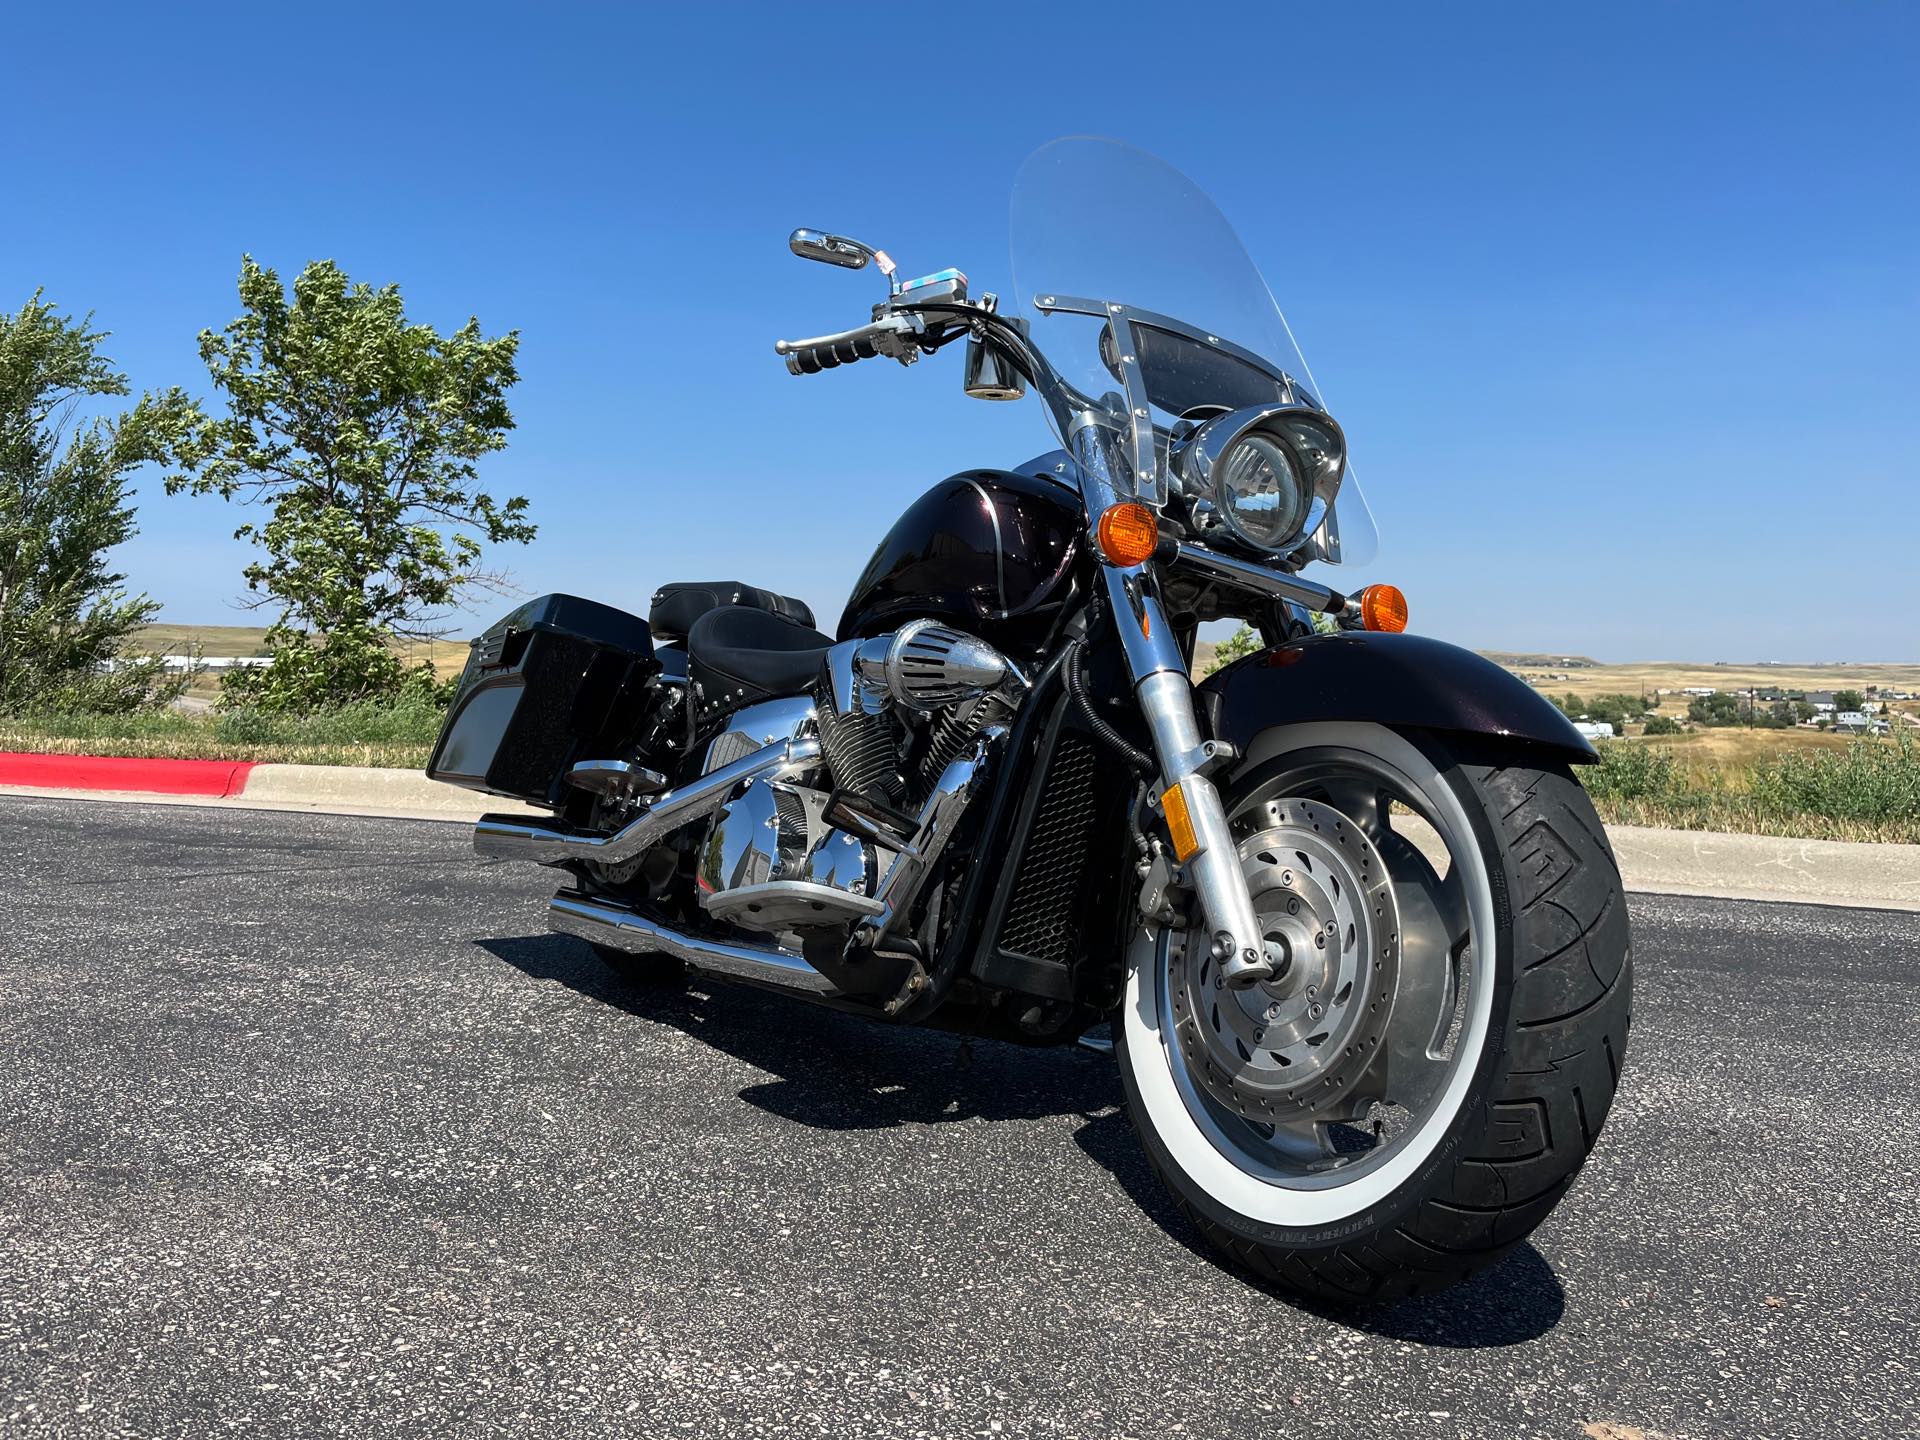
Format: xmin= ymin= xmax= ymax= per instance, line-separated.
xmin=703 ymin=696 xmax=817 ymax=773
xmin=473 ymin=736 xmax=822 ymax=866
xmin=1032 ymin=293 xmax=1300 ymax=396
xmin=858 ymin=725 xmax=1003 ymax=944
xmin=1168 ymin=542 xmax=1353 ymax=617
xmin=549 ymin=891 xmax=839 ymax=996
xmin=701 ymin=878 xmax=884 ymax=929
xmin=1101 ymin=565 xmax=1180 ymax=682
xmin=1176 ymin=404 xmax=1346 ymax=558
xmin=1104 ymin=306 xmax=1163 ymax=506
xmin=822 ymin=639 xmax=877 ymax=718
xmin=564 ymin=758 xmax=666 ymax=799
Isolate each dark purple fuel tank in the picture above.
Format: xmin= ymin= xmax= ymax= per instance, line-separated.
xmin=836 ymin=468 xmax=1084 ymax=657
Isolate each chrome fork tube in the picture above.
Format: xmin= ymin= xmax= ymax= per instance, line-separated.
xmin=1101 ymin=563 xmax=1272 ymax=989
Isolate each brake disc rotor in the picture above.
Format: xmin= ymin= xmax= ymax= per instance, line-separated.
xmin=1170 ymin=797 xmax=1402 ymax=1123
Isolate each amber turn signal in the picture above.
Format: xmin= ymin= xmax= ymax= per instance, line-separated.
xmin=1358 ymin=583 xmax=1409 ymax=633
xmin=1096 ymin=502 xmax=1160 ymax=567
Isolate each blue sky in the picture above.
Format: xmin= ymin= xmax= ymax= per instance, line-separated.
xmin=6 ymin=3 xmax=1916 ymax=661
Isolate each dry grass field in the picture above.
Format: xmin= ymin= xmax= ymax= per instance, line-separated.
xmin=1489 ymin=654 xmax=1920 ymax=705
xmin=1633 ymin=725 xmax=1851 ymax=787
xmin=134 ymin=624 xmax=468 ymax=696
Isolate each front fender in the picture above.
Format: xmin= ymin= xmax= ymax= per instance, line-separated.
xmin=1196 ymin=632 xmax=1597 ymax=765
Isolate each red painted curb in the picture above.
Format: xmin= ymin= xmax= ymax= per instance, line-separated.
xmin=0 ymin=753 xmax=256 ymax=797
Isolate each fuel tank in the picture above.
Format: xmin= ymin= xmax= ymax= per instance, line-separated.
xmin=836 ymin=467 xmax=1084 ymax=656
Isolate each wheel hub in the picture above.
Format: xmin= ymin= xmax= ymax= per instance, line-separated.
xmin=1171 ymin=797 xmax=1402 ymax=1122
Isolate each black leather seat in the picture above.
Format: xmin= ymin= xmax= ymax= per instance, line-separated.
xmin=686 ymin=604 xmax=834 ymax=711
xmin=648 ymin=580 xmax=816 ymax=643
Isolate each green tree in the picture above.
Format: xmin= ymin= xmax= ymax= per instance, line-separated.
xmin=1834 ymin=690 xmax=1864 ymax=713
xmin=1584 ymin=692 xmax=1643 ymax=733
xmin=159 ymin=258 xmax=533 ymax=708
xmin=1203 ymin=623 xmax=1262 ymax=676
xmin=1642 ymin=714 xmax=1683 ymax=736
xmin=0 ymin=294 xmax=191 ymax=713
xmin=1688 ymin=691 xmax=1743 ymax=727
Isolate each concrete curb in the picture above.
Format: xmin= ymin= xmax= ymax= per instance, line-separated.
xmin=0 ymin=758 xmax=542 ymax=824
xmin=2 ymin=759 xmax=1916 ymax=911
xmin=1607 ymin=824 xmax=1920 ymax=913
xmin=0 ymin=751 xmax=256 ymax=796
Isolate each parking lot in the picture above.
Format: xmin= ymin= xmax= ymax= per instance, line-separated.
xmin=1 ymin=796 xmax=1915 ymax=1438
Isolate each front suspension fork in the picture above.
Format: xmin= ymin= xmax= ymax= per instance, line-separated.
xmin=1101 ymin=564 xmax=1273 ymax=988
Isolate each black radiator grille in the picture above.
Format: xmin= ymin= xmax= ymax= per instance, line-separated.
xmin=996 ymin=733 xmax=1102 ymax=965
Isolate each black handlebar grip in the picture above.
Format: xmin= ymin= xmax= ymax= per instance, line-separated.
xmin=785 ymin=333 xmax=881 ymax=376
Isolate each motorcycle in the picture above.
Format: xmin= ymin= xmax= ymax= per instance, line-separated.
xmin=431 ymin=138 xmax=1632 ymax=1301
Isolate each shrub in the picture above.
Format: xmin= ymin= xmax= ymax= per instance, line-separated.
xmin=1748 ymin=731 xmax=1920 ymax=826
xmin=1642 ymin=715 xmax=1683 ymax=736
xmin=1581 ymin=740 xmax=1682 ymax=804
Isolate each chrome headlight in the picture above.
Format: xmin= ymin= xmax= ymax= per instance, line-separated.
xmin=1177 ymin=404 xmax=1347 ymax=557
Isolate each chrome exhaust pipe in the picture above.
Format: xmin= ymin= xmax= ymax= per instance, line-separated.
xmin=548 ymin=890 xmax=838 ymax=996
xmin=474 ymin=736 xmax=821 ymax=866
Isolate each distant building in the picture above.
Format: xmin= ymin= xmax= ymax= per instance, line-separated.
xmin=1572 ymin=721 xmax=1616 ymax=740
xmin=1806 ymin=691 xmax=1836 ymax=707
xmin=157 ymin=655 xmax=270 ymax=671
xmin=1681 ymin=687 xmax=1717 ymax=697
xmin=1832 ymin=711 xmax=1870 ymax=734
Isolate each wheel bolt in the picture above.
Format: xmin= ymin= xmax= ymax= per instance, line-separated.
xmin=1286 ymin=898 xmax=1299 ymax=915
xmin=1264 ymin=1002 xmax=1281 ymax=1020
xmin=1315 ymin=932 xmax=1326 ymax=949
xmin=1309 ymin=1003 xmax=1323 ymax=1020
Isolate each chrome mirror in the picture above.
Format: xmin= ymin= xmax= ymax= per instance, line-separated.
xmin=789 ymin=229 xmax=894 ymax=278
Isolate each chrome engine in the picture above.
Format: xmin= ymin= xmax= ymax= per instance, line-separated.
xmin=693 ymin=623 xmax=1021 ymax=937
xmin=698 ymin=777 xmax=882 ymax=930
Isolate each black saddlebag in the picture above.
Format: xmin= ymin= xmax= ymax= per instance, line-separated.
xmin=427 ymin=594 xmax=658 ymax=807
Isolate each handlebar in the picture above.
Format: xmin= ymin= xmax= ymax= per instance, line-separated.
xmin=773 ymin=301 xmax=1094 ymax=458
xmin=774 ymin=319 xmax=895 ymax=375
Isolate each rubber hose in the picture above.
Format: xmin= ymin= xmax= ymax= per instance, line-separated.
xmin=1066 ymin=640 xmax=1155 ymax=775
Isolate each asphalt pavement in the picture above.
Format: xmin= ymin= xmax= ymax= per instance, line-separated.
xmin=0 ymin=796 xmax=1914 ymax=1439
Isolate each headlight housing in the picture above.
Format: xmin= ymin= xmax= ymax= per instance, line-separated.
xmin=1176 ymin=404 xmax=1348 ymax=559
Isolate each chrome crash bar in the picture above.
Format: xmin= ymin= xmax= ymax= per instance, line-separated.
xmin=473 ymin=736 xmax=822 ymax=865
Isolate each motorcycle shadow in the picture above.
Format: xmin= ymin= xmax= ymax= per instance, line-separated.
xmin=480 ymin=933 xmax=1563 ymax=1345
xmin=476 ymin=932 xmax=1125 ymax=1130
xmin=1072 ymin=1108 xmax=1566 ymax=1347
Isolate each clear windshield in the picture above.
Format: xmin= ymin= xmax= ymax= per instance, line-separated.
xmin=1010 ymin=137 xmax=1378 ymax=566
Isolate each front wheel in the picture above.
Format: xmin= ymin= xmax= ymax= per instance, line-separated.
xmin=1115 ymin=723 xmax=1631 ymax=1302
